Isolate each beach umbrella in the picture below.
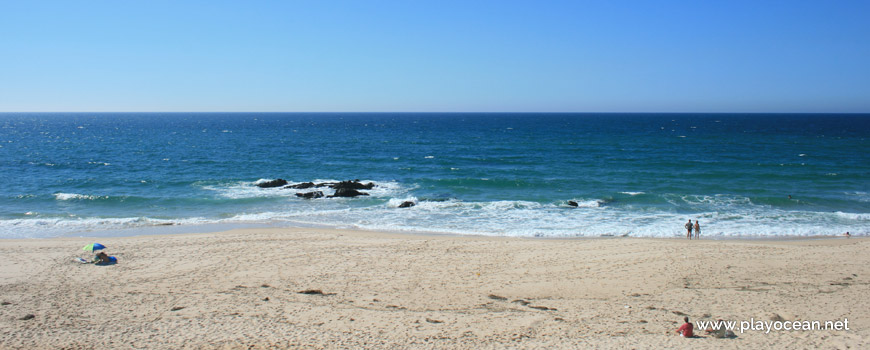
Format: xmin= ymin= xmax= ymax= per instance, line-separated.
xmin=82 ymin=243 xmax=106 ymax=252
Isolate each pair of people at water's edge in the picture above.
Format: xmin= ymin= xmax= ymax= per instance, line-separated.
xmin=686 ymin=220 xmax=701 ymax=239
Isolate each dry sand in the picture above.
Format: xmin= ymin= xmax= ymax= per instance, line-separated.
xmin=0 ymin=228 xmax=867 ymax=349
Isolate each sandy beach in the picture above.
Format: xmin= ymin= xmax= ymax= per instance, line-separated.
xmin=0 ymin=228 xmax=866 ymax=349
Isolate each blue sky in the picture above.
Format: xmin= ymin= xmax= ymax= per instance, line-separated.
xmin=1 ymin=1 xmax=868 ymax=112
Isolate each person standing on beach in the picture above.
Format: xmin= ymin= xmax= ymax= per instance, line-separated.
xmin=685 ymin=220 xmax=693 ymax=239
xmin=694 ymin=221 xmax=701 ymax=239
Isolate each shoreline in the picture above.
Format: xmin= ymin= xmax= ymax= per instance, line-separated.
xmin=1 ymin=227 xmax=867 ymax=349
xmin=5 ymin=221 xmax=862 ymax=242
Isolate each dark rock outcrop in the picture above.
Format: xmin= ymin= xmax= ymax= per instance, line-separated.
xmin=286 ymin=182 xmax=316 ymax=189
xmin=257 ymin=179 xmax=288 ymax=188
xmin=328 ymin=188 xmax=369 ymax=198
xmin=398 ymin=201 xmax=416 ymax=208
xmin=331 ymin=180 xmax=375 ymax=190
xmin=296 ymin=191 xmax=324 ymax=199
xmin=567 ymin=201 xmax=579 ymax=207
xmin=259 ymin=178 xmax=377 ymax=199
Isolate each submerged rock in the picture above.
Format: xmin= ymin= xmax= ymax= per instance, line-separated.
xmin=398 ymin=201 xmax=416 ymax=208
xmin=286 ymin=182 xmax=316 ymax=189
xmin=296 ymin=191 xmax=324 ymax=199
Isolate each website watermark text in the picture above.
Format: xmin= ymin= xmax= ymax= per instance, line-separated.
xmin=696 ymin=318 xmax=849 ymax=334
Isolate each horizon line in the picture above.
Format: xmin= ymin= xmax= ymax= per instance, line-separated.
xmin=2 ymin=111 xmax=869 ymax=115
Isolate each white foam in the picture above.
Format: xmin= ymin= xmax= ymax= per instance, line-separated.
xmin=8 ymin=185 xmax=869 ymax=239
xmin=253 ymin=178 xmax=280 ymax=186
xmin=204 ymin=181 xmax=296 ymax=199
xmin=300 ymin=197 xmax=865 ymax=238
xmin=834 ymin=212 xmax=870 ymax=220
xmin=620 ymin=192 xmax=645 ymax=196
xmin=570 ymin=199 xmax=602 ymax=208
xmin=54 ymin=193 xmax=105 ymax=201
xmin=847 ymin=192 xmax=870 ymax=202
xmin=387 ymin=197 xmax=418 ymax=208
xmin=664 ymin=194 xmax=751 ymax=208
xmin=203 ymin=179 xmax=408 ymax=201
xmin=0 ymin=216 xmax=212 ymax=238
xmin=364 ymin=181 xmax=408 ymax=198
xmin=3 ymin=204 xmax=865 ymax=239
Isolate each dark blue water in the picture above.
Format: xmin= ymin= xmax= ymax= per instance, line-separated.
xmin=1 ymin=113 xmax=867 ymax=238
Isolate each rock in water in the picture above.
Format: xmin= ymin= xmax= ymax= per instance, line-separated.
xmin=286 ymin=182 xmax=316 ymax=189
xmin=398 ymin=201 xmax=416 ymax=208
xmin=328 ymin=188 xmax=369 ymax=198
xmin=332 ymin=180 xmax=375 ymax=190
xmin=296 ymin=191 xmax=324 ymax=199
xmin=257 ymin=179 xmax=288 ymax=188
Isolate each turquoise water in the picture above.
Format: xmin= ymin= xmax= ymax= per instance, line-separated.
xmin=0 ymin=113 xmax=867 ymax=238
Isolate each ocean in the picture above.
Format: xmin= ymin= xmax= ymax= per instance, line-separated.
xmin=1 ymin=112 xmax=867 ymax=239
